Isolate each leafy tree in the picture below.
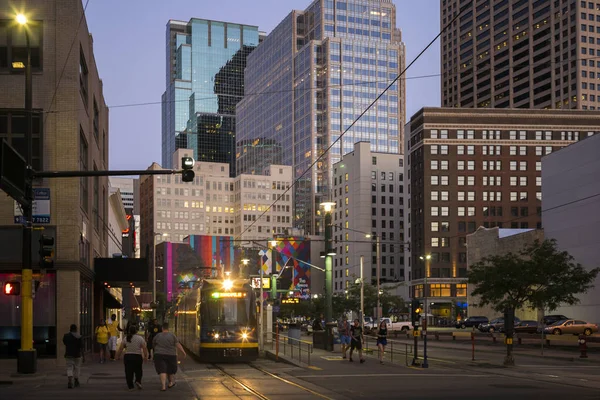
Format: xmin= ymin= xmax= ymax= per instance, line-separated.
xmin=468 ymin=238 xmax=599 ymax=365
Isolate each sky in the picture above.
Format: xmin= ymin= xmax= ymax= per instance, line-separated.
xmin=84 ymin=0 xmax=441 ymax=171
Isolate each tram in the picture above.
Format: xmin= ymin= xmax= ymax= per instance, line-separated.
xmin=173 ymin=278 xmax=258 ymax=362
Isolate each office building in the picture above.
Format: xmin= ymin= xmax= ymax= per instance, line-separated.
xmin=542 ymin=132 xmax=600 ymax=323
xmin=441 ymin=0 xmax=600 ymax=110
xmin=0 ymin=0 xmax=109 ymax=360
xmin=107 ymin=190 xmax=129 ymax=256
xmin=109 ymin=177 xmax=139 ymax=214
xmin=237 ymin=0 xmax=406 ymax=234
xmin=404 ymin=107 xmax=600 ymax=317
xmin=139 ymin=149 xmax=294 ymax=280
xmin=162 ymin=18 xmax=260 ymax=176
xmin=331 ymin=142 xmax=406 ymax=297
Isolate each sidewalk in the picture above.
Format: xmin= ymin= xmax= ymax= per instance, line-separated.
xmin=0 ymin=356 xmax=200 ymax=399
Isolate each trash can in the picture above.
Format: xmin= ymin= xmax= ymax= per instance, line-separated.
xmin=312 ymin=329 xmax=326 ymax=349
xmin=324 ymin=322 xmax=337 ymax=352
xmin=288 ymin=323 xmax=301 ymax=344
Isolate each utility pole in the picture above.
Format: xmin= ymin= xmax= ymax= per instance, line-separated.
xmin=360 ymin=255 xmax=364 ymax=332
xmin=321 ymin=202 xmax=335 ymax=323
xmin=376 ymin=235 xmax=381 ymax=321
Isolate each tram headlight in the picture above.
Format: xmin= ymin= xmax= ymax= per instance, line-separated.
xmin=222 ymin=279 xmax=233 ymax=291
xmin=214 ymin=333 xmax=220 ymax=340
xmin=242 ymin=332 xmax=248 ymax=340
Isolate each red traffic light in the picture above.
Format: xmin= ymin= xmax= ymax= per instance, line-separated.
xmin=4 ymin=281 xmax=21 ymax=296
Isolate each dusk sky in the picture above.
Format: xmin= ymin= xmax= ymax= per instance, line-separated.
xmin=85 ymin=0 xmax=441 ymax=171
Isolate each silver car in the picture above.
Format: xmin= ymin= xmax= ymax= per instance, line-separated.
xmin=544 ymin=319 xmax=599 ymax=336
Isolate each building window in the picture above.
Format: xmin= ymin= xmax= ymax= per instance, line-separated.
xmin=0 ymin=21 xmax=43 ymax=71
xmin=431 ymin=176 xmax=439 ymax=185
xmin=441 ymin=191 xmax=449 ymax=201
xmin=0 ymin=109 xmax=43 ymax=171
xmin=431 ymin=222 xmax=439 ymax=232
xmin=431 ymin=191 xmax=439 ymax=201
xmin=372 ymin=156 xmax=377 ymax=165
xmin=456 ymin=283 xmax=467 ymax=297
xmin=457 ymin=160 xmax=465 ymax=170
xmin=80 ymin=128 xmax=88 ymax=213
xmin=80 ymin=47 xmax=89 ymax=106
xmin=431 ymin=160 xmax=439 ymax=170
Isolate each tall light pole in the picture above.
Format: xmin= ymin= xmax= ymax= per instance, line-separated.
xmin=153 ymin=232 xmax=166 ymax=319
xmin=419 ymin=254 xmax=431 ymax=368
xmin=366 ymin=233 xmax=381 ymax=320
xmin=360 ymin=255 xmax=364 ymax=332
xmin=320 ymin=202 xmax=336 ymax=323
xmin=15 ymin=12 xmax=36 ymax=374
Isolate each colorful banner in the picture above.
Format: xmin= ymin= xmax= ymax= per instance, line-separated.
xmin=271 ymin=237 xmax=311 ymax=300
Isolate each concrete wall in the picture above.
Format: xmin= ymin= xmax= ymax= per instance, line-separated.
xmin=542 ymin=133 xmax=600 ymax=324
xmin=466 ymin=227 xmax=545 ymax=321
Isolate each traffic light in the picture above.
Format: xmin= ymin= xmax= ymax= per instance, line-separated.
xmin=181 ymin=156 xmax=195 ymax=182
xmin=411 ymin=299 xmax=423 ymax=326
xmin=39 ymin=234 xmax=55 ymax=269
xmin=4 ymin=281 xmax=20 ymax=296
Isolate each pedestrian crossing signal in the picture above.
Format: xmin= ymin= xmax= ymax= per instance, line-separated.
xmin=4 ymin=281 xmax=20 ymax=296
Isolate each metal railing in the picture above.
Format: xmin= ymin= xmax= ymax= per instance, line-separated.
xmin=363 ymin=335 xmax=413 ymax=366
xmin=265 ymin=332 xmax=314 ymax=366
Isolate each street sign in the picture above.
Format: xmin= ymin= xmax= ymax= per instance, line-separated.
xmin=14 ymin=188 xmax=51 ymax=224
xmin=251 ymin=277 xmax=270 ymax=289
xmin=0 ymin=139 xmax=28 ymax=206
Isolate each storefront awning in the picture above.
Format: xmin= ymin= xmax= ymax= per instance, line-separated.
xmin=103 ymin=288 xmax=122 ymax=309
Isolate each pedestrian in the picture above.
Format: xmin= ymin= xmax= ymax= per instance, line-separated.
xmin=63 ymin=323 xmax=84 ymax=389
xmin=376 ymin=319 xmax=388 ymax=364
xmin=116 ymin=325 xmax=148 ymax=391
xmin=349 ymin=318 xmax=365 ymax=363
xmin=146 ymin=318 xmax=161 ymax=360
xmin=108 ymin=313 xmax=120 ymax=361
xmin=95 ymin=318 xmax=109 ymax=363
xmin=338 ymin=315 xmax=351 ymax=359
xmin=153 ymin=322 xmax=186 ymax=391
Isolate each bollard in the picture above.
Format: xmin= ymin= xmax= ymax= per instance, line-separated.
xmin=579 ymin=334 xmax=588 ymax=358
xmin=471 ymin=331 xmax=475 ymax=361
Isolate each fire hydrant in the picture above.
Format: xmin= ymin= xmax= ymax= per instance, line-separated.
xmin=578 ymin=334 xmax=588 ymax=358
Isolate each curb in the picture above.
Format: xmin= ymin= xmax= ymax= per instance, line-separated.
xmin=264 ymin=349 xmax=306 ymax=368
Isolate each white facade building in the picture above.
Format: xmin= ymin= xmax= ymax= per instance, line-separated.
xmin=107 ymin=190 xmax=128 ymax=256
xmin=140 ymin=149 xmax=294 ymax=255
xmin=109 ymin=177 xmax=139 ymax=214
xmin=331 ymin=142 xmax=407 ymax=298
xmin=542 ymin=133 xmax=600 ymax=324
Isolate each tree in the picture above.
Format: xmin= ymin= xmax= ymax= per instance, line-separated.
xmin=468 ymin=238 xmax=599 ymax=365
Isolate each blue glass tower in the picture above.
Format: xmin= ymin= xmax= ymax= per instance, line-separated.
xmin=237 ymin=0 xmax=406 ymax=234
xmin=162 ymin=19 xmax=260 ymax=176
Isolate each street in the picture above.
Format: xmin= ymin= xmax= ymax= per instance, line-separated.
xmin=2 ymin=342 xmax=600 ymax=400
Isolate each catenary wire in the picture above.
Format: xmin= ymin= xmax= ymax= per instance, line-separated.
xmin=235 ymin=3 xmax=474 ymax=240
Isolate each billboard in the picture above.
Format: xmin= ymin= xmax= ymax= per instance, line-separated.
xmin=271 ymin=238 xmax=311 ymax=300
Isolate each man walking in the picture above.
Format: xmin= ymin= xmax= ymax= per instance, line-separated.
xmin=338 ymin=315 xmax=351 ymax=359
xmin=108 ymin=313 xmax=119 ymax=361
xmin=63 ymin=324 xmax=84 ymax=388
xmin=349 ymin=319 xmax=365 ymax=363
xmin=146 ymin=318 xmax=161 ymax=360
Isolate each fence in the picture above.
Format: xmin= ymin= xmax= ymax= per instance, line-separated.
xmin=363 ymin=335 xmax=413 ymax=366
xmin=265 ymin=332 xmax=314 ymax=366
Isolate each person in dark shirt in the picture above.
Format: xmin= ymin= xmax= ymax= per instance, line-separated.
xmin=349 ymin=319 xmax=365 ymax=363
xmin=146 ymin=318 xmax=162 ymax=360
xmin=376 ymin=320 xmax=388 ymax=364
xmin=63 ymin=324 xmax=84 ymax=388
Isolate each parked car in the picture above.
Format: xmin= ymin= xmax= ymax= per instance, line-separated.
xmin=542 ymin=315 xmax=569 ymax=326
xmin=513 ymin=320 xmax=539 ymax=334
xmin=478 ymin=317 xmax=521 ymax=333
xmin=456 ymin=316 xmax=489 ymax=329
xmin=544 ymin=319 xmax=599 ymax=336
xmin=380 ymin=317 xmax=412 ymax=332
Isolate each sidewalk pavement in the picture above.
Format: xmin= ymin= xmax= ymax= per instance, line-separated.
xmin=0 ymin=356 xmax=200 ymax=399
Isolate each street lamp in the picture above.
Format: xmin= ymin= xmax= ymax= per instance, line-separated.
xmin=15 ymin=11 xmax=36 ymax=374
xmin=366 ymin=233 xmax=381 ymax=321
xmin=320 ymin=202 xmax=336 ymax=323
xmin=153 ymin=233 xmax=167 ymax=318
xmin=241 ymin=258 xmax=249 ymax=278
xmin=419 ymin=254 xmax=431 ymax=368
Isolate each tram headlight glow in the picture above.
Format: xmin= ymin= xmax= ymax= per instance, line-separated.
xmin=242 ymin=332 xmax=248 ymax=340
xmin=222 ymin=279 xmax=233 ymax=291
xmin=214 ymin=333 xmax=220 ymax=340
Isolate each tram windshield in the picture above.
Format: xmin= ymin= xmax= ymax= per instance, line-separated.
xmin=205 ymin=296 xmax=249 ymax=327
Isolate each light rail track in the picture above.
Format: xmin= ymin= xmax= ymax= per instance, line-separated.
xmin=212 ymin=363 xmax=335 ymax=400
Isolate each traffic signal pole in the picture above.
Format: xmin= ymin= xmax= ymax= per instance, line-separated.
xmin=18 ymin=27 xmax=36 ymax=374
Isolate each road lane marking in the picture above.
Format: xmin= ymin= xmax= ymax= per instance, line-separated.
xmin=308 ymin=366 xmax=323 ymax=370
xmin=294 ymin=373 xmax=492 ymax=378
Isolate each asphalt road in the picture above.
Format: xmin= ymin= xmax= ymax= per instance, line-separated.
xmin=2 ymin=352 xmax=599 ymax=399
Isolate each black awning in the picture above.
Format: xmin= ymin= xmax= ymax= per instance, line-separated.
xmin=103 ymin=289 xmax=122 ymax=309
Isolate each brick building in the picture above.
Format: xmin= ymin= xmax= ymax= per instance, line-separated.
xmin=404 ymin=107 xmax=600 ymax=319
xmin=0 ymin=0 xmax=109 ymax=361
xmin=466 ymin=227 xmax=545 ymax=321
xmin=441 ymin=0 xmax=600 ymax=110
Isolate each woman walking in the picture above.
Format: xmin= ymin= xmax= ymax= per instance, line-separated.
xmin=116 ymin=326 xmax=148 ymax=390
xmin=95 ymin=319 xmax=109 ymax=363
xmin=152 ymin=322 xmax=186 ymax=391
xmin=376 ymin=320 xmax=388 ymax=364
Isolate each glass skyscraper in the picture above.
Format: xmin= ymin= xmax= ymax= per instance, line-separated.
xmin=237 ymin=0 xmax=406 ymax=234
xmin=162 ymin=19 xmax=260 ymax=176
